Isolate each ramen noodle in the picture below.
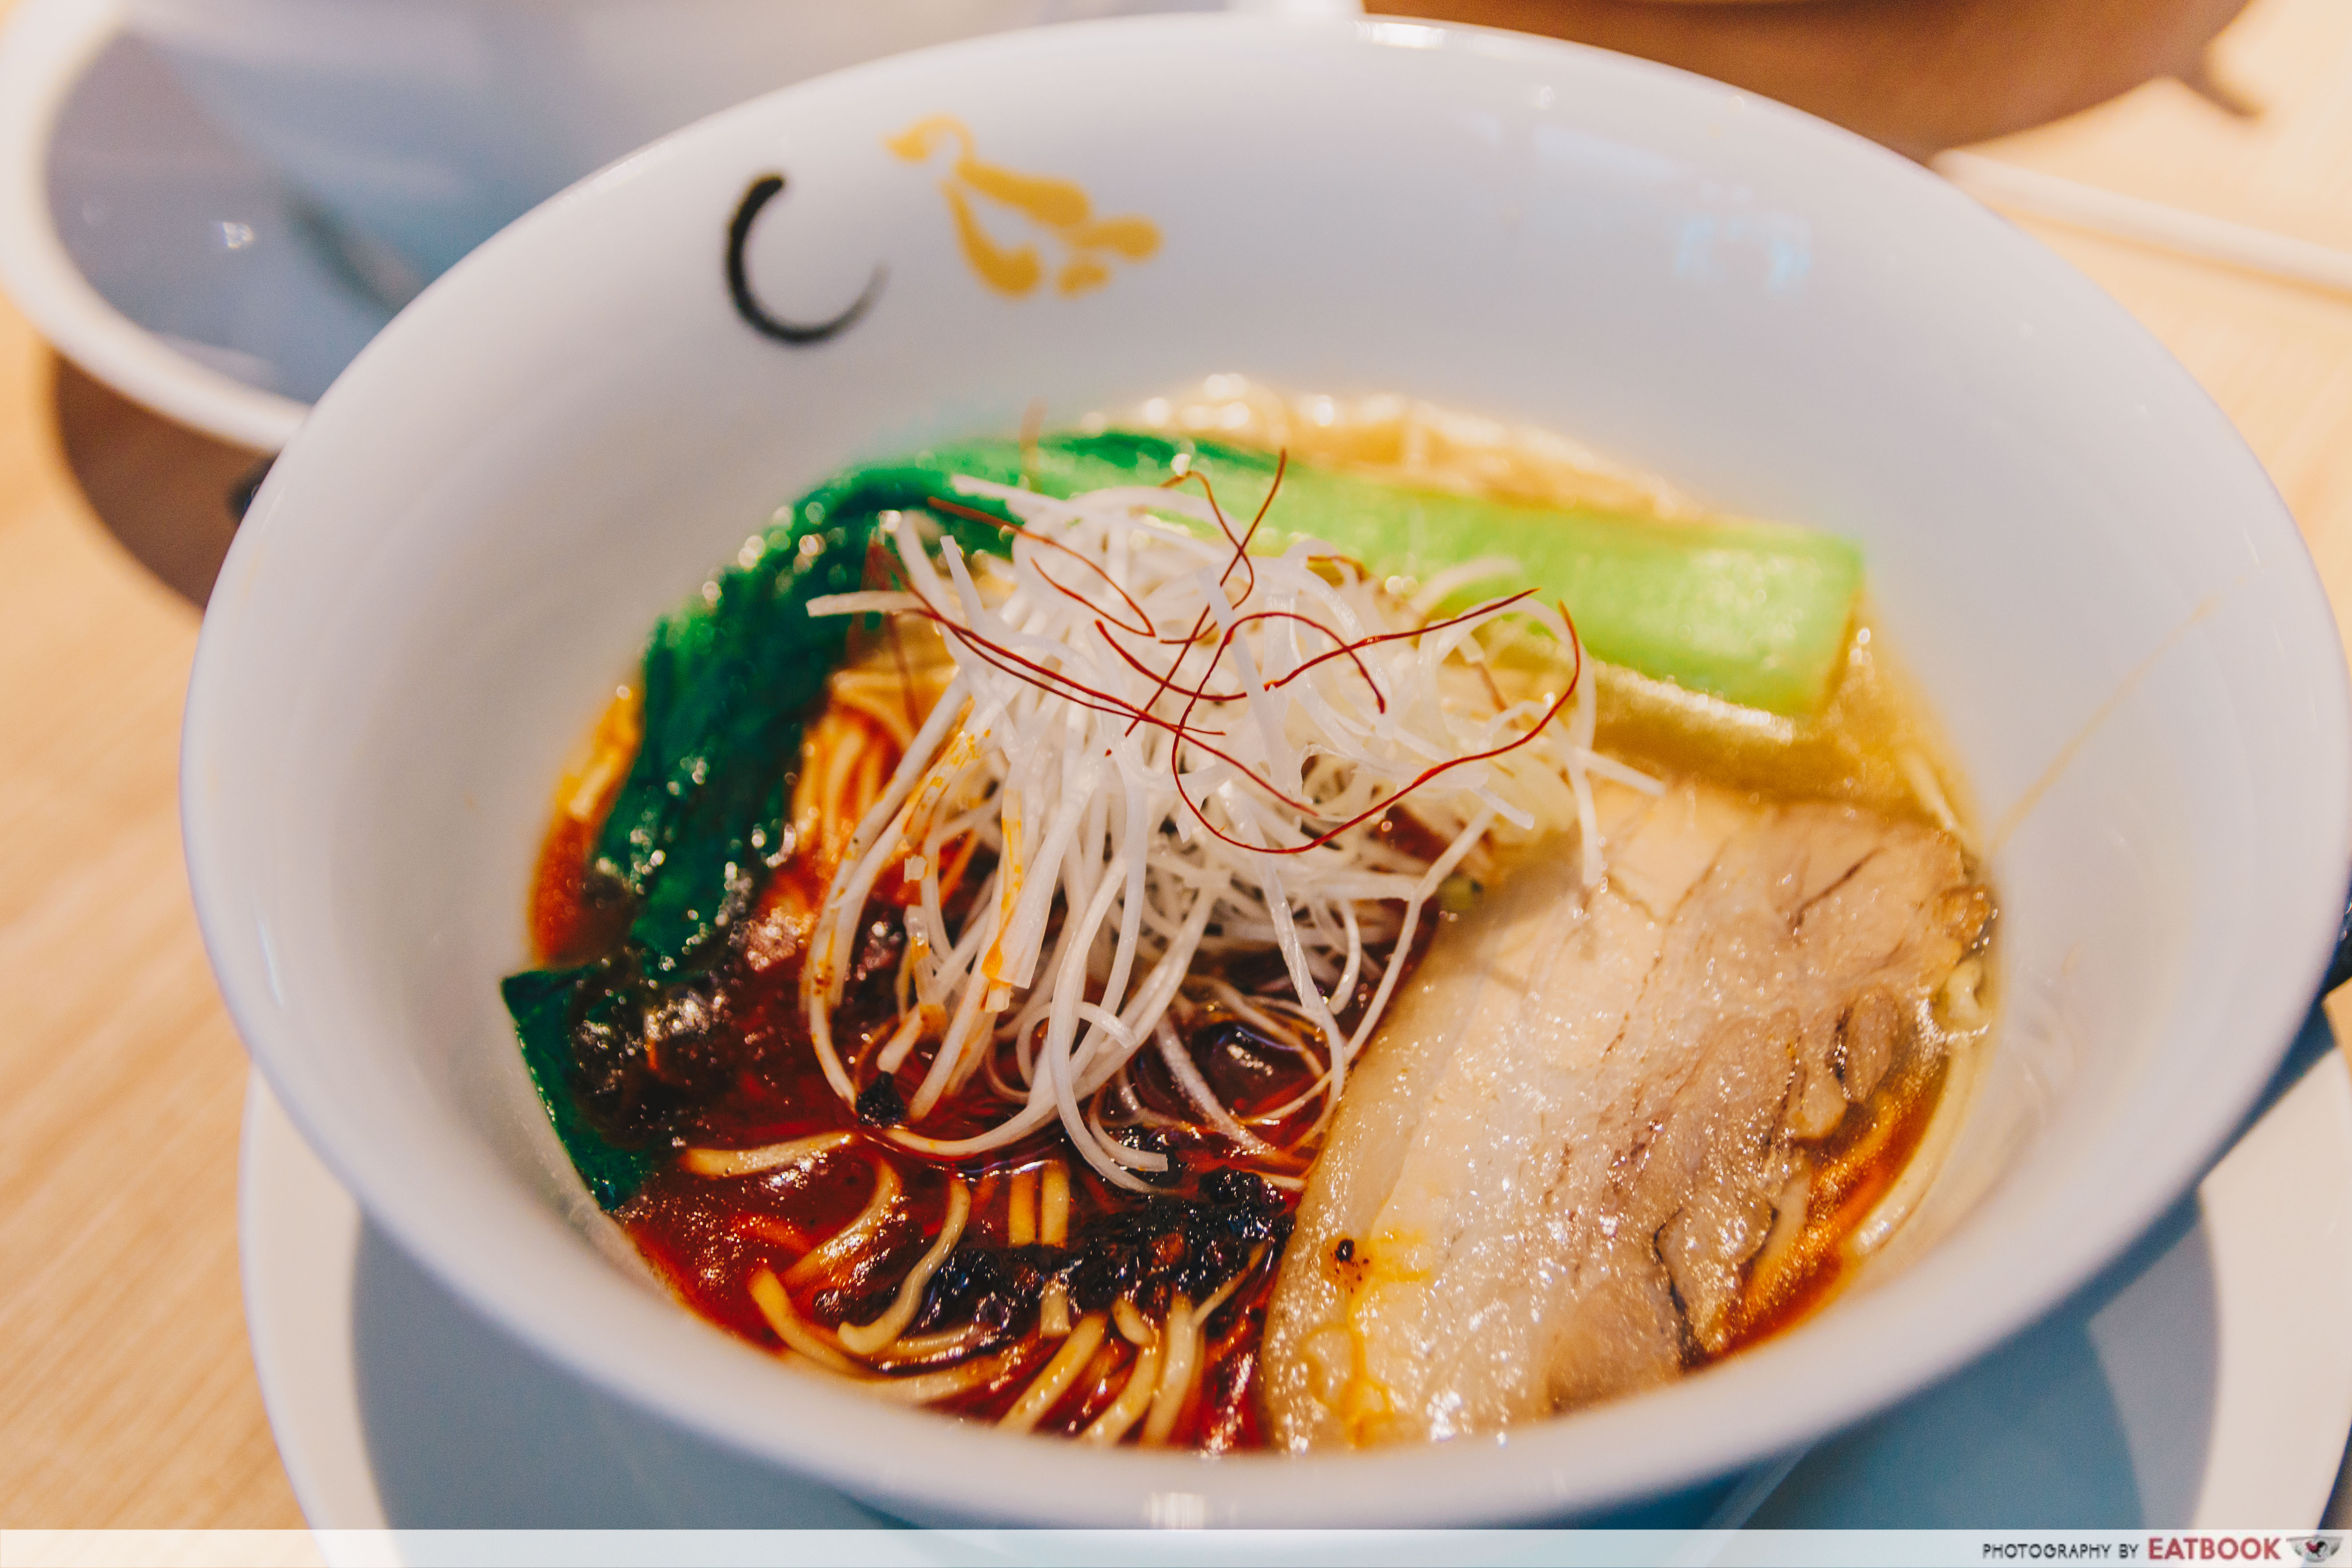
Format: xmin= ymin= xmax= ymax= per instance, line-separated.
xmin=503 ymin=381 xmax=1993 ymax=1450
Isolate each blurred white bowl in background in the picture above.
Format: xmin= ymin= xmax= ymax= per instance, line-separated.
xmin=124 ymin=0 xmax=1333 ymax=286
xmin=0 ymin=0 xmax=1347 ymax=451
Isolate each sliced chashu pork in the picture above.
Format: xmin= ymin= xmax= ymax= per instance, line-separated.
xmin=1258 ymin=779 xmax=1989 ymax=1449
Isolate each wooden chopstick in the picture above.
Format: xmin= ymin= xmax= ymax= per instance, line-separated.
xmin=1935 ymin=149 xmax=2352 ymax=299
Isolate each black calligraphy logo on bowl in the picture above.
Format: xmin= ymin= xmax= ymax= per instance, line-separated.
xmin=726 ymin=172 xmax=883 ymax=346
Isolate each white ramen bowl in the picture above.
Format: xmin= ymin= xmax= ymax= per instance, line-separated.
xmin=183 ymin=12 xmax=2351 ymax=1527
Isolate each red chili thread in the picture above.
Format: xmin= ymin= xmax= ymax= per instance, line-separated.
xmin=1094 ymin=621 xmax=1246 ymax=704
xmin=1131 ymin=452 xmax=1288 ymax=732
xmin=1267 ymin=590 xmax=1538 ymax=696
xmin=1165 ymin=602 xmax=1585 ymax=858
xmin=947 ymin=621 xmax=1234 ymax=742
xmin=1157 ymin=451 xmax=1284 ymax=606
xmin=1218 ymin=450 xmax=1287 ymax=599
xmin=923 ymin=495 xmax=1156 ymax=637
xmin=867 ymin=482 xmax=1584 ymax=863
xmin=931 ymin=572 xmax=1581 ymax=850
xmin=880 ymin=577 xmax=1247 ymax=753
xmin=1211 ymin=608 xmax=1387 ymax=713
xmin=882 ymin=575 xmax=1348 ymax=810
xmin=1095 ymin=609 xmax=1391 ymax=716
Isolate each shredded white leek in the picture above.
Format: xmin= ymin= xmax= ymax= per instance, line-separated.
xmin=801 ymin=467 xmax=1633 ymax=1185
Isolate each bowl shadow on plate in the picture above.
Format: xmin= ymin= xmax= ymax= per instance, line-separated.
xmin=329 ymin=622 xmax=2346 ymax=1532
xmin=323 ymin=621 xmax=2348 ymax=1530
xmin=349 ymin=1220 xmax=893 ymax=1529
xmin=346 ymin=1224 xmax=1748 ymax=1528
xmin=1758 ymin=1001 xmax=2346 ymax=1529
xmin=344 ymin=1169 xmax=2247 ymax=1528
xmin=1749 ymin=1187 xmax=2213 ymax=1528
xmin=322 ymin=876 xmax=2352 ymax=1530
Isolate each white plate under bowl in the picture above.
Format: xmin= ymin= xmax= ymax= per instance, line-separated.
xmin=186 ymin=10 xmax=2352 ymax=1528
xmin=239 ymin=1036 xmax=2352 ymax=1536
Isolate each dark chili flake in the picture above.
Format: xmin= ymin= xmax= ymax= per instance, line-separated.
xmin=855 ymin=1077 xmax=908 ymax=1128
xmin=913 ymin=1243 xmax=1066 ymax=1334
xmin=910 ymin=1170 xmax=1290 ymax=1335
xmin=1065 ymin=1171 xmax=1288 ymax=1313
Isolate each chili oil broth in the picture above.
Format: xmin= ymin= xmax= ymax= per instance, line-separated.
xmin=1142 ymin=380 xmax=1999 ymax=1350
xmin=530 ymin=673 xmax=1325 ymax=1448
xmin=531 ymin=667 xmax=1986 ymax=1427
xmin=523 ymin=395 xmax=1996 ymax=1441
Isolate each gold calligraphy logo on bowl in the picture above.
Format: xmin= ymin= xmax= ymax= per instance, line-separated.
xmin=887 ymin=115 xmax=1160 ymax=297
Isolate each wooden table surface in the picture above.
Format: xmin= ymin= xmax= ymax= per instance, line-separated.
xmin=3 ymin=0 xmax=2349 ymax=1532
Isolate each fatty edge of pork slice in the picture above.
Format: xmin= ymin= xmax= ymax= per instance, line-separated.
xmin=1258 ymin=781 xmax=1988 ymax=1449
xmin=1258 ymin=778 xmax=1677 ymax=1449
